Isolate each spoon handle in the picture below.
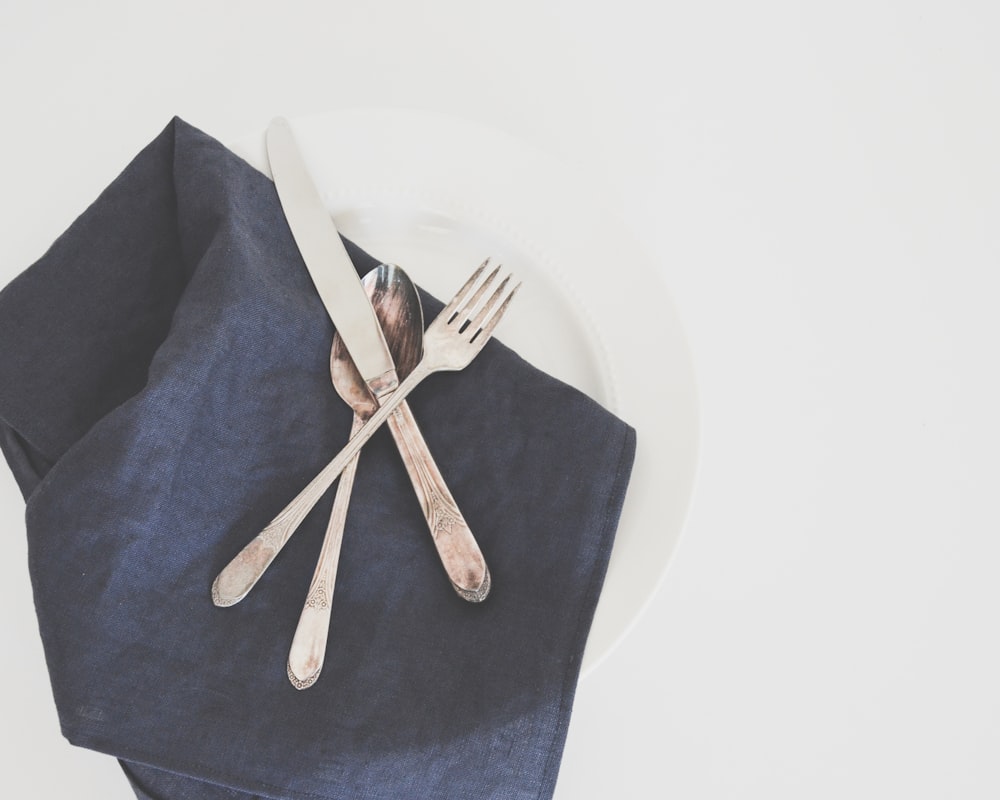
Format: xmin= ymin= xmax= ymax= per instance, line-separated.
xmin=388 ymin=401 xmax=490 ymax=602
xmin=286 ymin=416 xmax=362 ymax=689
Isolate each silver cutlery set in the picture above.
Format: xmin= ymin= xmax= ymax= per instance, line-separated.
xmin=211 ymin=118 xmax=519 ymax=689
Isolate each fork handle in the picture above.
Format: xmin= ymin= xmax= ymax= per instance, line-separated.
xmin=211 ymin=361 xmax=431 ymax=606
xmin=388 ymin=401 xmax=490 ymax=602
xmin=211 ymin=480 xmax=321 ymax=607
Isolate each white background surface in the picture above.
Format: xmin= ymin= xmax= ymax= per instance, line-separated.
xmin=2 ymin=2 xmax=999 ymax=798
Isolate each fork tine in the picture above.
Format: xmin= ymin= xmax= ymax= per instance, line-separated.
xmin=467 ymin=274 xmax=511 ymax=332
xmin=453 ymin=264 xmax=502 ymax=324
xmin=471 ymin=279 xmax=520 ymax=343
xmin=441 ymin=258 xmax=490 ymax=321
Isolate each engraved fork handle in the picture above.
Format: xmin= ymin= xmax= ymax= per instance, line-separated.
xmin=212 ymin=362 xmax=430 ymax=606
xmin=388 ymin=401 xmax=490 ymax=601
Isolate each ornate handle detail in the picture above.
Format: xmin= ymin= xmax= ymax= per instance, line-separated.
xmin=211 ymin=485 xmax=323 ymax=607
xmin=388 ymin=402 xmax=490 ymax=602
xmin=286 ymin=418 xmax=363 ymax=689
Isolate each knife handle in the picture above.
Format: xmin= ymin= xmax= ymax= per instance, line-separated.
xmin=388 ymin=401 xmax=490 ymax=602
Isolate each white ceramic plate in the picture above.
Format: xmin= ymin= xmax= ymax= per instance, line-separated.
xmin=232 ymin=109 xmax=699 ymax=675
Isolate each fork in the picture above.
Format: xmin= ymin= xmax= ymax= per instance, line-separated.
xmin=212 ymin=261 xmax=520 ymax=607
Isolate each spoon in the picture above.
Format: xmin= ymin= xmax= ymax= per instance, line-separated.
xmin=287 ymin=263 xmax=490 ymax=689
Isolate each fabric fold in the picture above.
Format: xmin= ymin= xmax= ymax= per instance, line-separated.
xmin=0 ymin=118 xmax=636 ymax=800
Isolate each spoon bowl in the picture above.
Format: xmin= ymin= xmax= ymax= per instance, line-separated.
xmin=331 ymin=264 xmax=424 ymax=415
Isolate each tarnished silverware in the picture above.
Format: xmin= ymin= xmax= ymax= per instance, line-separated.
xmin=212 ymin=116 xmax=488 ymax=608
xmin=287 ymin=264 xmax=491 ymax=689
xmin=212 ymin=260 xmax=518 ymax=608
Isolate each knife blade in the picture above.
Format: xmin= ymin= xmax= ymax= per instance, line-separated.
xmin=266 ymin=117 xmax=398 ymax=397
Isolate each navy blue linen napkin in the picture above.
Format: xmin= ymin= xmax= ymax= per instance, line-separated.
xmin=0 ymin=118 xmax=636 ymax=800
